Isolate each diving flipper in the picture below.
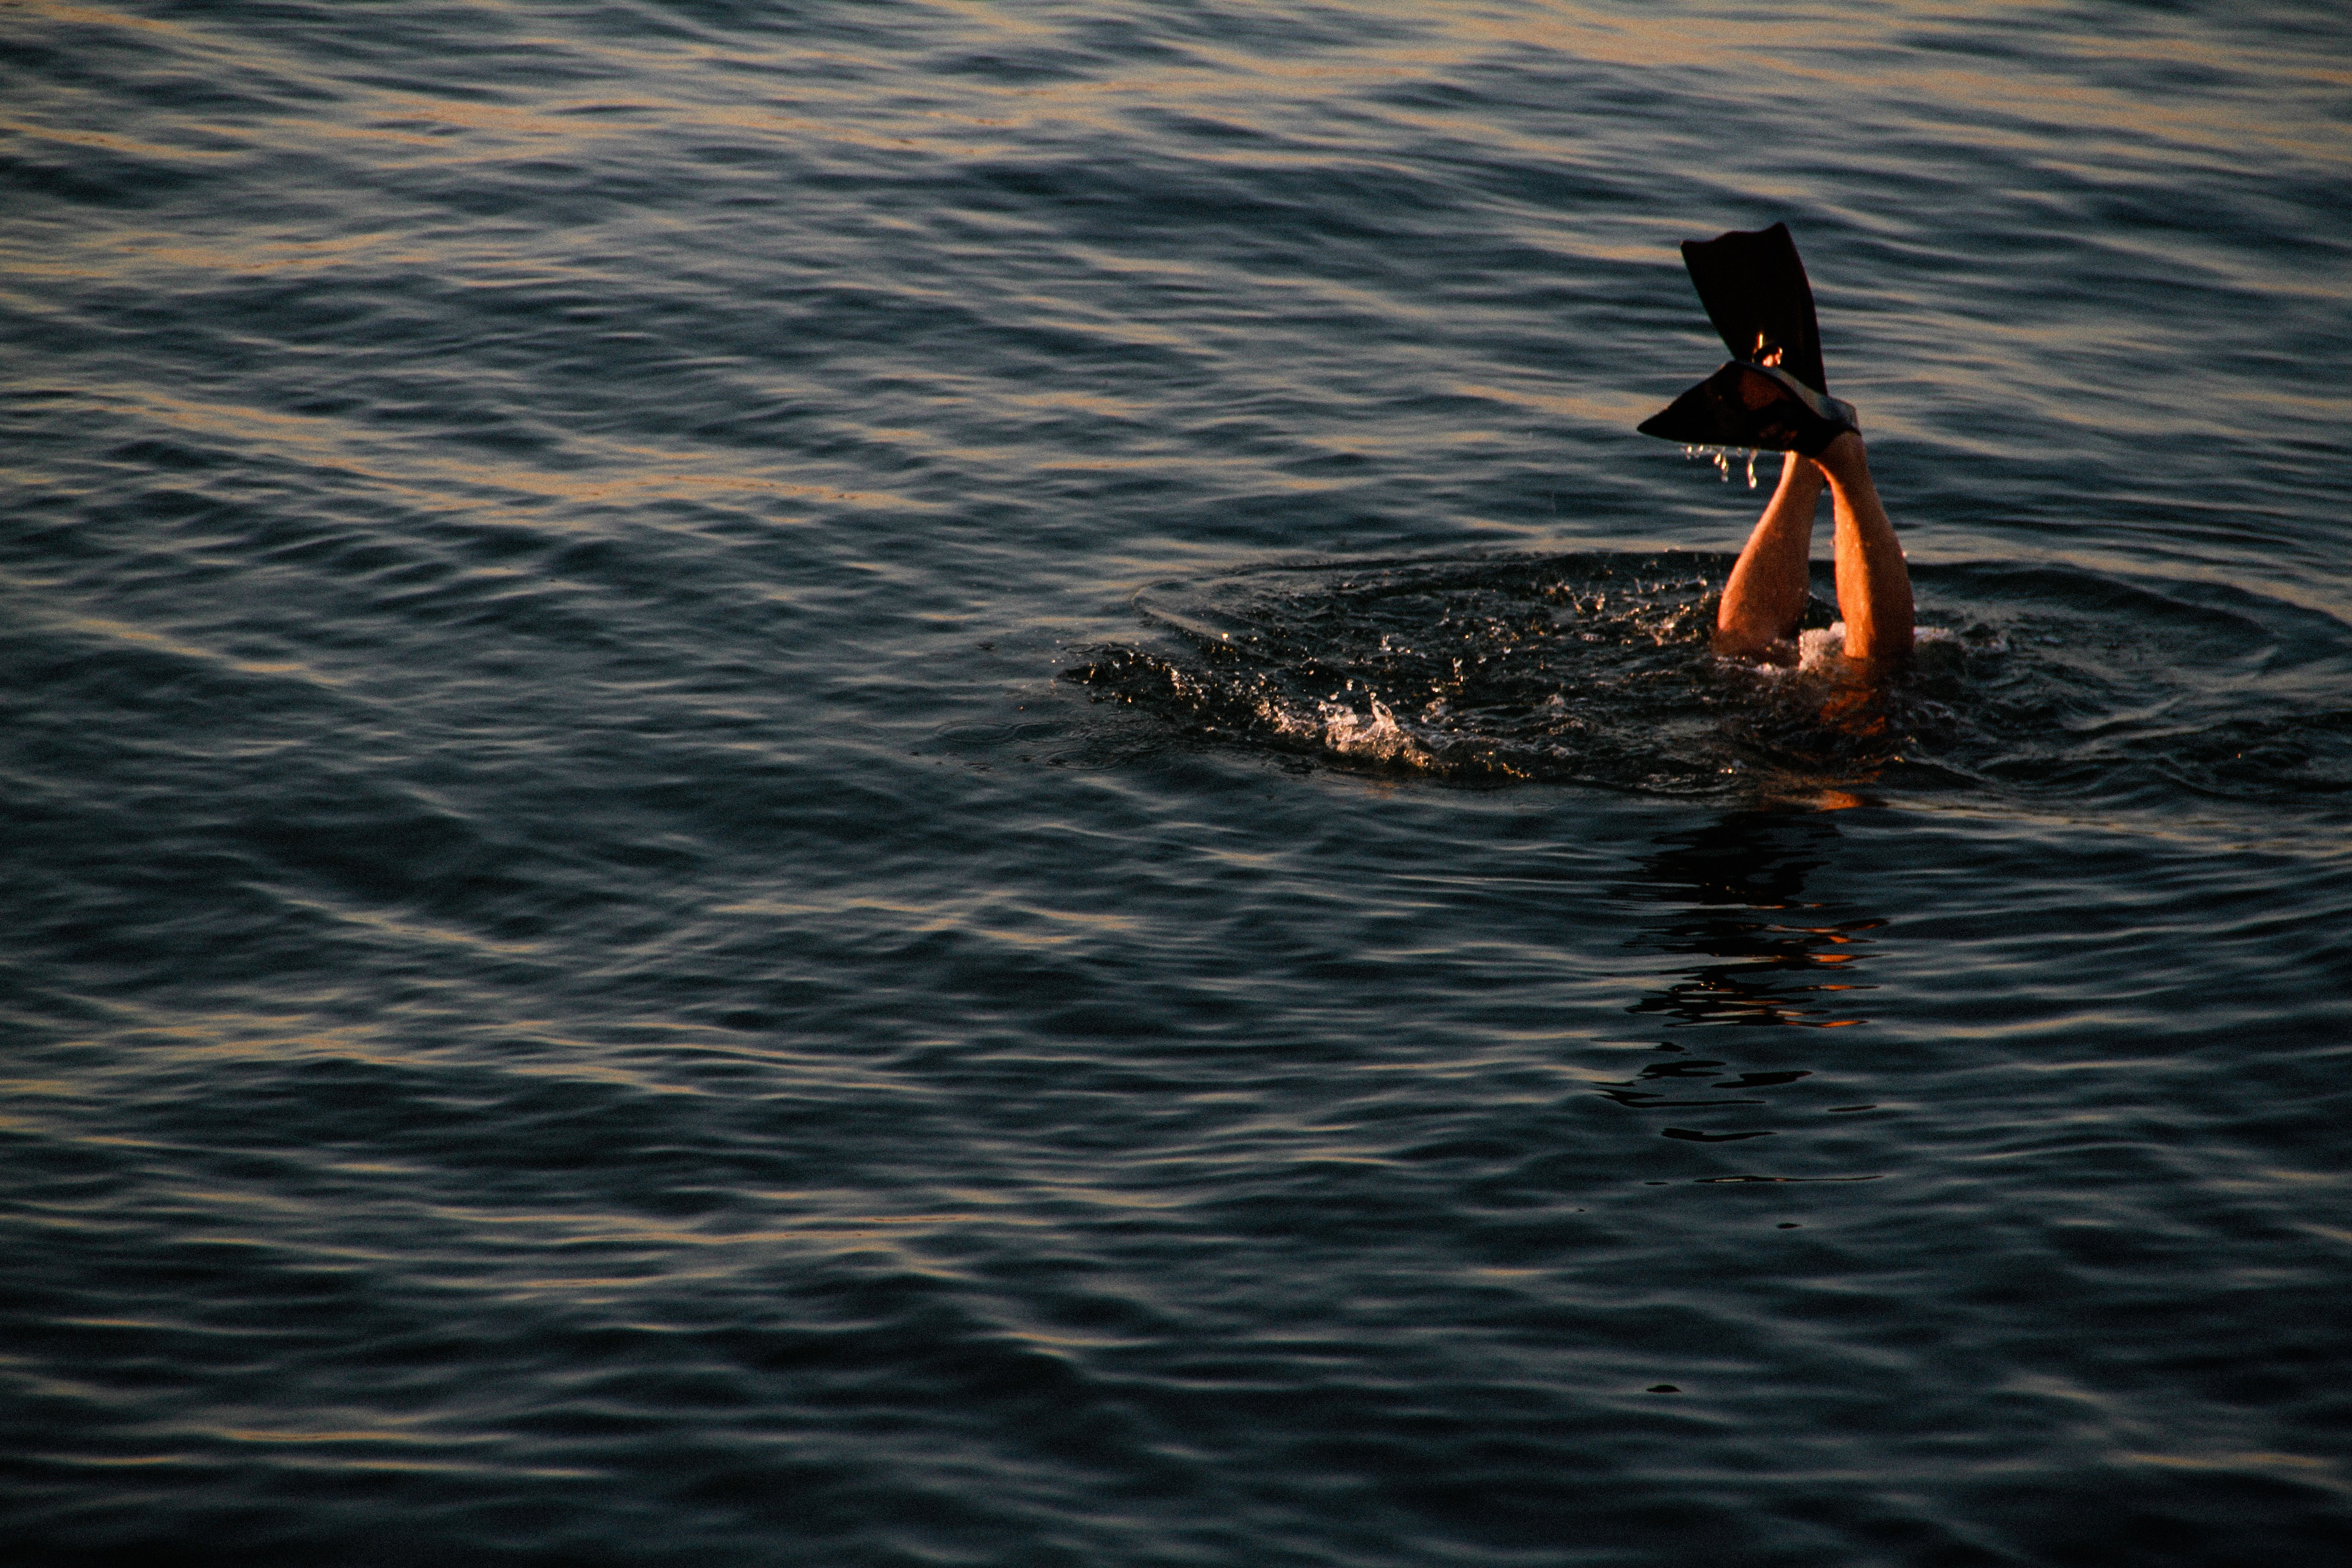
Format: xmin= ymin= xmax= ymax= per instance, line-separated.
xmin=1637 ymin=361 xmax=1857 ymax=456
xmin=1680 ymin=221 xmax=1828 ymax=395
xmin=1637 ymin=222 xmax=1855 ymax=454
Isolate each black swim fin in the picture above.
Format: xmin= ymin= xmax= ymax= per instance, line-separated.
xmin=1636 ymin=221 xmax=1856 ymax=455
xmin=1638 ymin=361 xmax=1857 ymax=457
xmin=1682 ymin=221 xmax=1828 ymax=395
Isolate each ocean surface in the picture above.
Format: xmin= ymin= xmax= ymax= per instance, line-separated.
xmin=5 ymin=2 xmax=2350 ymax=1563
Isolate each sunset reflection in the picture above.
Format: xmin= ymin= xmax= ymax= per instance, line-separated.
xmin=1622 ymin=809 xmax=1881 ymax=1031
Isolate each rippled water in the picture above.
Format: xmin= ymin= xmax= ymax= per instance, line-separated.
xmin=5 ymin=2 xmax=2351 ymax=1564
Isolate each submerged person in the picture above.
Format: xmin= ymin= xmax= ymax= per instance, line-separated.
xmin=1635 ymin=223 xmax=1914 ymax=669
xmin=1714 ymin=429 xmax=1913 ymax=667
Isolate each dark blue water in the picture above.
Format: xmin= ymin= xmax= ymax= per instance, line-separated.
xmin=6 ymin=3 xmax=2351 ymax=1563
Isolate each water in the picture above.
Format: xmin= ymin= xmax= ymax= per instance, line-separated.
xmin=5 ymin=2 xmax=2350 ymax=1563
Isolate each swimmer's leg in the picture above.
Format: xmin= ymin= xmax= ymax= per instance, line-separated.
xmin=1810 ymin=431 xmax=1913 ymax=664
xmin=1714 ymin=450 xmax=1823 ymax=660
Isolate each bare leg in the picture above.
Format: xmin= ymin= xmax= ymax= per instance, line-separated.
xmin=1808 ymin=431 xmax=1913 ymax=664
xmin=1715 ymin=451 xmax=1823 ymax=660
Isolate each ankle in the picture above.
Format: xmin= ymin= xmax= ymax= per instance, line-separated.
xmin=1808 ymin=430 xmax=1869 ymax=483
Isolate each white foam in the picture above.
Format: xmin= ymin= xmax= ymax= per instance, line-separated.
xmin=1751 ymin=621 xmax=1969 ymax=677
xmin=1311 ymin=695 xmax=1432 ymax=767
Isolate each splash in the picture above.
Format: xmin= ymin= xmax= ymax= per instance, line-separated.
xmin=1307 ymin=694 xmax=1434 ymax=768
xmin=1681 ymin=444 xmax=1761 ymax=488
xmin=1064 ymin=552 xmax=1938 ymax=795
xmin=1061 ymin=552 xmax=2352 ymax=810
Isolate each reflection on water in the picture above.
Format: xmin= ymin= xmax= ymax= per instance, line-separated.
xmin=1604 ymin=808 xmax=1889 ymax=1152
xmin=1624 ymin=809 xmax=1879 ymax=1031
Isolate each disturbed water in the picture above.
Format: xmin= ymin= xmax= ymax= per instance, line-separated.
xmin=5 ymin=3 xmax=2351 ymax=1564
